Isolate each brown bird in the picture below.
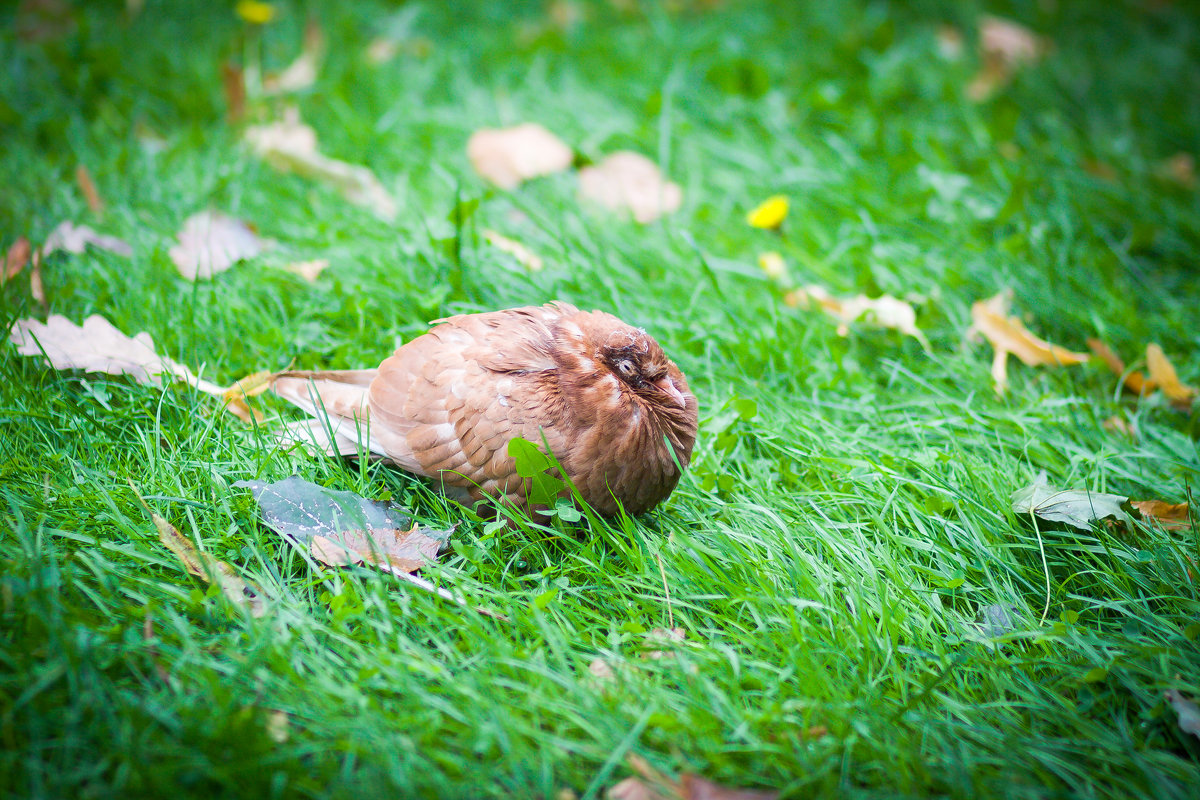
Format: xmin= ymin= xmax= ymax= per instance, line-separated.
xmin=271 ymin=303 xmax=698 ymax=517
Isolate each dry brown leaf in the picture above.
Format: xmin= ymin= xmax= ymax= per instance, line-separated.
xmin=1131 ymin=500 xmax=1191 ymax=531
xmin=42 ymin=220 xmax=132 ymax=258
xmin=75 ymin=165 xmax=104 ymax=213
xmin=264 ymin=19 xmax=323 ymax=94
xmin=467 ymin=123 xmax=574 ymax=190
xmin=1154 ymin=152 xmax=1195 ymax=189
xmin=1087 ymin=338 xmax=1151 ymax=395
xmin=282 ymin=258 xmax=330 ymax=282
xmin=3 ymin=237 xmax=31 ymax=280
xmin=483 ymin=229 xmax=544 ymax=272
xmin=221 ymin=61 xmax=246 ymax=124
xmin=968 ymin=291 xmax=1088 ymax=391
xmin=221 ymin=369 xmax=277 ymax=423
xmin=967 ymin=16 xmax=1046 ymax=102
xmin=169 ymin=210 xmax=266 ymax=281
xmin=245 ymin=110 xmax=397 ymax=219
xmin=1146 ymin=344 xmax=1197 ymax=409
xmin=311 ymin=525 xmax=442 ymax=573
xmin=153 ymin=511 xmax=265 ymax=617
xmin=9 ymin=314 xmax=226 ymax=396
xmin=579 ymin=151 xmax=682 ymax=224
xmin=787 ymin=284 xmax=930 ymax=349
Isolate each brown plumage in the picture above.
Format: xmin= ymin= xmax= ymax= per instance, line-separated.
xmin=271 ymin=302 xmax=698 ymax=517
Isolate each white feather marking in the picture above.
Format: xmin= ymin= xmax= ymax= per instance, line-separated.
xmin=432 ymin=422 xmax=456 ymax=443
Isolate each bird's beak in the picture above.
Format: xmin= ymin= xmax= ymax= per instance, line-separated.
xmin=653 ymin=376 xmax=688 ymax=408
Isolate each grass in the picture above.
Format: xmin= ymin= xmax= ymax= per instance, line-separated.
xmin=2 ymin=1 xmax=1199 ymax=797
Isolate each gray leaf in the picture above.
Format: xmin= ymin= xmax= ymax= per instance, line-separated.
xmin=1010 ymin=471 xmax=1134 ymax=529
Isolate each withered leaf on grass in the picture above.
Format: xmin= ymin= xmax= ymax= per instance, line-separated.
xmin=968 ymin=290 xmax=1087 ymax=392
xmin=1131 ymin=500 xmax=1191 ymax=531
xmin=245 ymin=110 xmax=397 ymax=219
xmin=75 ymin=165 xmax=104 ymax=213
xmin=608 ymin=754 xmax=778 ymax=800
xmin=466 ymin=123 xmax=574 ymax=190
xmin=3 ymin=237 xmax=31 ymax=280
xmin=1087 ymin=338 xmax=1150 ymax=396
xmin=1010 ymin=472 xmax=1134 ymax=530
xmin=169 ymin=210 xmax=267 ymax=281
xmin=153 ymin=511 xmax=265 ymax=617
xmin=967 ymin=16 xmax=1047 ymax=102
xmin=42 ymin=220 xmax=132 ymax=258
xmin=483 ymin=229 xmax=544 ymax=272
xmin=786 ymin=284 xmax=929 ymax=350
xmin=1088 ymin=338 xmax=1196 ymax=410
xmin=579 ymin=151 xmax=682 ymax=224
xmin=233 ymin=475 xmax=451 ymax=574
xmin=282 ymin=258 xmax=331 ymax=282
xmin=1165 ymin=688 xmax=1200 ymax=740
xmin=263 ymin=19 xmax=323 ymax=94
xmin=9 ymin=314 xmax=226 ymax=396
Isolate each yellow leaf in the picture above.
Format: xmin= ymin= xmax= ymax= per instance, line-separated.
xmin=746 ymin=195 xmax=788 ymax=229
xmin=968 ymin=291 xmax=1087 ymax=391
xmin=235 ymin=0 xmax=275 ymax=24
xmin=1131 ymin=500 xmax=1191 ymax=531
xmin=1146 ymin=344 xmax=1197 ymax=408
xmin=153 ymin=512 xmax=265 ymax=616
xmin=1086 ymin=338 xmax=1153 ymax=396
xmin=788 ymin=284 xmax=929 ymax=348
xmin=483 ymin=230 xmax=544 ymax=272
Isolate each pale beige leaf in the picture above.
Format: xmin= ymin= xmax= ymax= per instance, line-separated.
xmin=169 ymin=211 xmax=266 ymax=281
xmin=1165 ymin=688 xmax=1200 ymax=740
xmin=467 ymin=123 xmax=573 ymax=190
xmin=967 ymin=16 xmax=1046 ymax=101
xmin=42 ymin=220 xmax=132 ymax=258
xmin=153 ymin=511 xmax=265 ymax=617
xmin=1145 ymin=344 xmax=1196 ymax=408
xmin=788 ymin=284 xmax=929 ymax=348
xmin=266 ymin=710 xmax=290 ymax=743
xmin=588 ymin=657 xmax=616 ymax=681
xmin=8 ymin=314 xmax=225 ymax=395
xmin=282 ymin=258 xmax=330 ymax=281
xmin=263 ymin=20 xmax=323 ymax=94
xmin=245 ymin=111 xmax=397 ymax=219
xmin=579 ymin=151 xmax=682 ymax=224
xmin=312 ymin=527 xmax=441 ymax=573
xmin=608 ymin=777 xmax=669 ymax=800
xmin=968 ymin=291 xmax=1087 ymax=391
xmin=483 ymin=229 xmax=544 ymax=271
xmin=679 ymin=774 xmax=779 ymax=800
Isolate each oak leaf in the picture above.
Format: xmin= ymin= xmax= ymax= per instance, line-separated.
xmin=968 ymin=291 xmax=1087 ymax=391
xmin=245 ymin=109 xmax=397 ymax=219
xmin=579 ymin=151 xmax=683 ymax=224
xmin=466 ymin=123 xmax=574 ymax=190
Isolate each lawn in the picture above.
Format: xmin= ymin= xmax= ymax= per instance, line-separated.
xmin=2 ymin=1 xmax=1199 ymax=798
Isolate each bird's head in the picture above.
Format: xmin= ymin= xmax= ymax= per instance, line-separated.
xmin=597 ymin=327 xmax=689 ymax=409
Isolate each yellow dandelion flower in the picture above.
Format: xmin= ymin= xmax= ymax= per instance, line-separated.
xmin=236 ymin=0 xmax=276 ymax=25
xmin=747 ymin=194 xmax=789 ymax=229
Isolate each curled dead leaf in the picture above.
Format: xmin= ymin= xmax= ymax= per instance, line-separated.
xmin=1087 ymin=338 xmax=1151 ymax=396
xmin=221 ymin=62 xmax=246 ymax=124
xmin=169 ymin=211 xmax=266 ymax=281
xmin=245 ymin=109 xmax=397 ymax=219
xmin=579 ymin=151 xmax=683 ymax=224
xmin=968 ymin=291 xmax=1087 ymax=392
xmin=1146 ymin=344 xmax=1196 ymax=409
xmin=3 ymin=237 xmax=31 ymax=280
xmin=466 ymin=123 xmax=574 ymax=190
xmin=1131 ymin=500 xmax=1191 ymax=531
xmin=483 ymin=229 xmax=544 ymax=272
xmin=788 ymin=284 xmax=929 ymax=349
xmin=152 ymin=510 xmax=265 ymax=617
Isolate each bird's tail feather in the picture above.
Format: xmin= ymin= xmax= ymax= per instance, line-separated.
xmin=272 ymin=370 xmax=385 ymax=457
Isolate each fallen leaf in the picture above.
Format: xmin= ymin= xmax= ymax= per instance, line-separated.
xmin=1165 ymin=688 xmax=1200 ymax=740
xmin=483 ymin=229 xmax=544 ymax=272
xmin=15 ymin=0 xmax=76 ymax=42
xmin=756 ymin=251 xmax=788 ymax=283
xmin=9 ymin=314 xmax=226 ymax=395
xmin=1087 ymin=338 xmax=1151 ymax=395
xmin=579 ymin=151 xmax=682 ymax=224
xmin=608 ymin=754 xmax=778 ymax=800
xmin=1154 ymin=152 xmax=1195 ymax=189
xmin=642 ymin=626 xmax=687 ymax=660
xmin=169 ymin=210 xmax=266 ymax=281
xmin=75 ymin=165 xmax=104 ymax=213
xmin=1146 ymin=343 xmax=1196 ymax=409
xmin=264 ymin=19 xmax=323 ymax=94
xmin=936 ymin=24 xmax=964 ymax=59
xmin=466 ymin=123 xmax=574 ymax=190
xmin=787 ymin=284 xmax=930 ymax=349
xmin=1011 ymin=471 xmax=1134 ymax=530
xmin=968 ymin=291 xmax=1088 ymax=391
xmin=974 ymin=603 xmax=1020 ymax=637
xmin=282 ymin=258 xmax=330 ymax=282
xmin=232 ymin=476 xmax=451 ymax=574
xmin=42 ymin=220 xmax=132 ymax=258
xmin=1102 ymin=415 xmax=1136 ymax=439
xmin=29 ymin=251 xmax=45 ymax=304
xmin=152 ymin=510 xmax=265 ymax=616
xmin=746 ymin=195 xmax=788 ymax=230
xmin=1131 ymin=500 xmax=1191 ymax=530
xmin=3 ymin=237 xmax=31 ymax=280
xmin=265 ymin=709 xmax=290 ymax=743
xmin=221 ymin=62 xmax=246 ymax=123
xmin=221 ymin=369 xmax=277 ymax=423
xmin=588 ymin=657 xmax=616 ymax=682
xmin=245 ymin=109 xmax=397 ymax=219
xmin=967 ymin=16 xmax=1046 ymax=102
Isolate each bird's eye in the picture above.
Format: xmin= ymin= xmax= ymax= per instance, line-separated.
xmin=617 ymin=359 xmax=636 ymax=377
